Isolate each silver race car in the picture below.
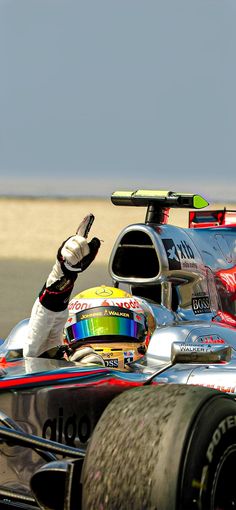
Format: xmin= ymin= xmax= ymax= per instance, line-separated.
xmin=1 ymin=189 xmax=236 ymax=510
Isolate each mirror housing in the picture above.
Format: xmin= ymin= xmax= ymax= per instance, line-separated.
xmin=171 ymin=342 xmax=232 ymax=364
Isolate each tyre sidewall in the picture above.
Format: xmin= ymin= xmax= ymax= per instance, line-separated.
xmin=179 ymin=396 xmax=236 ymax=510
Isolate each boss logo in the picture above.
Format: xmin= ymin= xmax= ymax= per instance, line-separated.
xmin=192 ymin=296 xmax=211 ymax=314
xmin=104 ymin=358 xmax=119 ymax=368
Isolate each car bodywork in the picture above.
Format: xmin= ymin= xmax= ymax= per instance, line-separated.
xmin=0 ymin=189 xmax=236 ymax=509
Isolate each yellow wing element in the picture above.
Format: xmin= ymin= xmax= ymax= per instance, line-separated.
xmin=111 ymin=189 xmax=209 ymax=209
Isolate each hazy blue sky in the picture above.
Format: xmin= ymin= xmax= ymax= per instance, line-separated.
xmin=0 ymin=0 xmax=235 ymax=201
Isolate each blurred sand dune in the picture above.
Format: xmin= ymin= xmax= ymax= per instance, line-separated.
xmin=1 ymin=197 xmax=235 ymax=261
xmin=0 ymin=197 xmax=235 ymax=337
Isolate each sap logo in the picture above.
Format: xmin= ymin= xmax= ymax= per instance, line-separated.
xmin=42 ymin=407 xmax=91 ymax=446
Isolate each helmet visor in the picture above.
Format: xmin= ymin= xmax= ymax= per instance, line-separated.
xmin=66 ymin=306 xmax=147 ymax=344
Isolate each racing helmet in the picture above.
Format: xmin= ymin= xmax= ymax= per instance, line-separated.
xmin=64 ymin=285 xmax=155 ymax=368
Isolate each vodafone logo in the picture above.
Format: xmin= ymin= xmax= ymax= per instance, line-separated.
xmin=68 ymin=298 xmax=143 ymax=313
xmin=68 ymin=301 xmax=91 ymax=311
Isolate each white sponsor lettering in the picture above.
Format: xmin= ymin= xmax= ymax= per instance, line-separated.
xmin=68 ymin=301 xmax=90 ymax=311
xmin=206 ymin=415 xmax=236 ymax=462
xmin=180 ymin=345 xmax=205 ymax=352
xmin=167 ymin=246 xmax=179 ymax=261
xmin=68 ymin=298 xmax=142 ymax=313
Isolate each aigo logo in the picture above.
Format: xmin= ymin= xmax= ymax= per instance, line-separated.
xmin=42 ymin=407 xmax=91 ymax=446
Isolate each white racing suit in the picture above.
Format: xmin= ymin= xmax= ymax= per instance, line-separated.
xmin=23 ymin=217 xmax=101 ymax=359
xmin=23 ymin=299 xmax=69 ymax=358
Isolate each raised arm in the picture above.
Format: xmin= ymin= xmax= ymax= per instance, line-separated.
xmin=23 ymin=214 xmax=100 ymax=358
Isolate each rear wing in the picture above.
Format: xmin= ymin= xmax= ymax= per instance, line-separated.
xmin=189 ymin=209 xmax=236 ymax=229
xmin=111 ymin=190 xmax=208 ymax=224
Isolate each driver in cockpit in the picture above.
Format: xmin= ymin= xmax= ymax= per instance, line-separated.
xmin=23 ymin=215 xmax=155 ymax=366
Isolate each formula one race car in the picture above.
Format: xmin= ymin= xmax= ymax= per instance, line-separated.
xmin=1 ymin=189 xmax=236 ymax=510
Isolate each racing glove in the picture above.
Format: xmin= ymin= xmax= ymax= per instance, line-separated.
xmin=41 ymin=344 xmax=105 ymax=367
xmin=68 ymin=346 xmax=105 ymax=366
xmin=39 ymin=214 xmax=101 ymax=312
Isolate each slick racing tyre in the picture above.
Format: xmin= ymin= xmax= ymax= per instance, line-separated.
xmin=82 ymin=384 xmax=236 ymax=510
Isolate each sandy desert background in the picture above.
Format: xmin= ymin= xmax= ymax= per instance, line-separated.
xmin=0 ymin=197 xmax=235 ymax=338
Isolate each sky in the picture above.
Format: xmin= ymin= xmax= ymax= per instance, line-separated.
xmin=0 ymin=0 xmax=235 ymax=202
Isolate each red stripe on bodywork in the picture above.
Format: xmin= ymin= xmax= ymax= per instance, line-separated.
xmin=0 ymin=369 xmax=108 ymax=389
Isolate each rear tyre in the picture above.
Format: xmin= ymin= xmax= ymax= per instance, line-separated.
xmin=82 ymin=384 xmax=236 ymax=510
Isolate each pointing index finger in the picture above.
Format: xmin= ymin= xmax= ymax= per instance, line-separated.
xmin=76 ymin=213 xmax=95 ymax=238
